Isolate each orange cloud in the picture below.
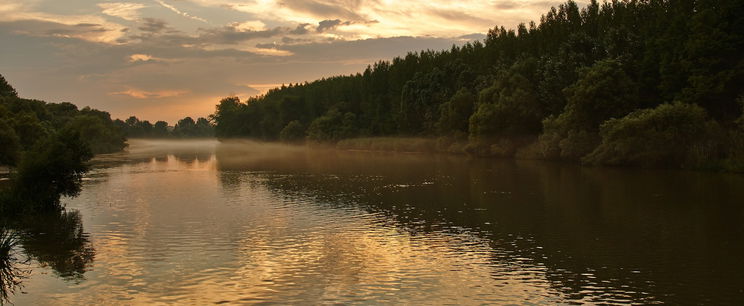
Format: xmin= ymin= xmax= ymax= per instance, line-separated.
xmin=110 ymin=89 xmax=189 ymax=99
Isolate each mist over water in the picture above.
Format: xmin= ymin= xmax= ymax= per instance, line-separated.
xmin=8 ymin=139 xmax=744 ymax=304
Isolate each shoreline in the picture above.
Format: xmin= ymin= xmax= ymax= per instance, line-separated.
xmin=207 ymin=137 xmax=744 ymax=174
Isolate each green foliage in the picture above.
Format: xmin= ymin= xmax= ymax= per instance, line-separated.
xmin=469 ymin=61 xmax=543 ymax=139
xmin=584 ymin=103 xmax=720 ymax=167
xmin=0 ymin=74 xmax=17 ymax=98
xmin=0 ymin=75 xmax=123 ymax=211
xmin=398 ymin=68 xmax=450 ymax=134
xmin=437 ymin=88 xmax=474 ymax=135
xmin=9 ymin=129 xmax=92 ymax=211
xmin=279 ymin=120 xmax=305 ymax=142
xmin=173 ymin=117 xmax=196 ymax=137
xmin=153 ymin=121 xmax=169 ymax=137
xmin=0 ymin=118 xmax=20 ymax=166
xmin=538 ymin=58 xmax=639 ymax=160
xmin=561 ymin=58 xmax=640 ymax=132
xmin=0 ymin=226 xmax=23 ymax=304
xmin=116 ymin=115 xmax=214 ymax=138
xmin=12 ymin=113 xmax=50 ymax=150
xmin=307 ymin=109 xmax=357 ymax=142
xmin=65 ymin=115 xmax=126 ymax=154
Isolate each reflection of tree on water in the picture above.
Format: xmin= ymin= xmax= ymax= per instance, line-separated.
xmin=18 ymin=210 xmax=95 ymax=281
xmin=172 ymin=152 xmax=212 ymax=164
xmin=0 ymin=209 xmax=94 ymax=304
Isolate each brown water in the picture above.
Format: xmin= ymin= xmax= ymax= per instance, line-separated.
xmin=6 ymin=139 xmax=744 ymax=304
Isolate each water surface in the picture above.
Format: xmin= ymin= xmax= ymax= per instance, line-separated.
xmin=7 ymin=139 xmax=744 ymax=304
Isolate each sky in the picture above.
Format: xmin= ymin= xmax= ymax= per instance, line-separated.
xmin=0 ymin=0 xmax=566 ymax=123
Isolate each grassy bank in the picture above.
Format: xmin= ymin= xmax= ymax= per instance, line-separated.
xmin=332 ymin=135 xmax=744 ymax=173
xmin=337 ymin=137 xmax=465 ymax=154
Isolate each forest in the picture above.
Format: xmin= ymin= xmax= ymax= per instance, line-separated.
xmin=0 ymin=75 xmax=126 ymax=212
xmin=114 ymin=115 xmax=214 ymax=138
xmin=212 ymin=0 xmax=744 ymax=170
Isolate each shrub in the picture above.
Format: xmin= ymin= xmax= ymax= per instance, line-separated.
xmin=583 ymin=102 xmax=720 ymax=168
xmin=279 ymin=120 xmax=305 ymax=143
xmin=10 ymin=129 xmax=92 ymax=210
xmin=307 ymin=109 xmax=357 ymax=142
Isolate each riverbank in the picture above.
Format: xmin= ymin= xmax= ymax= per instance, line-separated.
xmin=328 ymin=136 xmax=744 ymax=173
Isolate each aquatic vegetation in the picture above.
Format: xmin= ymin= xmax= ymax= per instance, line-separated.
xmin=0 ymin=227 xmax=27 ymax=305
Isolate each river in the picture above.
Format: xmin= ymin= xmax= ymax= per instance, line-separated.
xmin=6 ymin=139 xmax=744 ymax=304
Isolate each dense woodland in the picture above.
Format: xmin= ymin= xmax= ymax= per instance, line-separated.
xmin=115 ymin=116 xmax=214 ymax=138
xmin=0 ymin=75 xmax=126 ymax=212
xmin=213 ymin=0 xmax=744 ymax=170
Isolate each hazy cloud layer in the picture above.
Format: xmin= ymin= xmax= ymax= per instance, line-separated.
xmin=0 ymin=0 xmax=571 ymax=123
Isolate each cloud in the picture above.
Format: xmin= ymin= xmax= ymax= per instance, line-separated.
xmin=246 ymin=83 xmax=285 ymax=95
xmin=110 ymin=88 xmax=189 ymax=99
xmin=458 ymin=33 xmax=486 ymax=41
xmin=232 ymin=20 xmax=267 ymax=32
xmin=426 ymin=8 xmax=493 ymax=26
xmin=198 ymin=25 xmax=286 ymax=45
xmin=0 ymin=18 xmax=127 ymax=44
xmin=129 ymin=54 xmax=164 ymax=62
xmin=138 ymin=18 xmax=168 ymax=33
xmin=155 ymin=0 xmax=207 ymax=23
xmin=245 ymin=47 xmax=294 ymax=57
xmin=316 ymin=19 xmax=351 ymax=32
xmin=276 ymin=36 xmax=462 ymax=63
xmin=277 ymin=0 xmax=366 ymax=21
xmin=98 ymin=2 xmax=146 ymax=21
xmin=290 ymin=23 xmax=312 ymax=35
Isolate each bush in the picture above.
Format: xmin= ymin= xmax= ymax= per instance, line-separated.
xmin=307 ymin=109 xmax=356 ymax=142
xmin=64 ymin=115 xmax=126 ymax=154
xmin=468 ymin=66 xmax=543 ymax=139
xmin=537 ymin=59 xmax=639 ymax=160
xmin=9 ymin=129 xmax=92 ymax=210
xmin=279 ymin=120 xmax=305 ymax=142
xmin=0 ymin=118 xmax=20 ymax=166
xmin=583 ymin=102 xmax=720 ymax=168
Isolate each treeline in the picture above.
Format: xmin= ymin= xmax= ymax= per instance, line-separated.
xmin=0 ymin=75 xmax=126 ymax=212
xmin=114 ymin=116 xmax=214 ymax=138
xmin=212 ymin=0 xmax=744 ymax=170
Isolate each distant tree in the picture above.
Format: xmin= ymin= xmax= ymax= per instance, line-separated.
xmin=212 ymin=96 xmax=243 ymax=138
xmin=0 ymin=118 xmax=20 ymax=166
xmin=173 ymin=117 xmax=196 ymax=137
xmin=279 ymin=120 xmax=305 ymax=142
xmin=469 ymin=61 xmax=543 ymax=139
xmin=0 ymin=74 xmax=18 ymax=98
xmin=64 ymin=115 xmax=126 ymax=154
xmin=195 ymin=117 xmax=214 ymax=137
xmin=437 ymin=88 xmax=474 ymax=135
xmin=0 ymin=75 xmax=126 ymax=212
xmin=12 ymin=113 xmax=49 ymax=150
xmin=539 ymin=59 xmax=640 ymax=160
xmin=307 ymin=109 xmax=356 ymax=142
xmin=11 ymin=129 xmax=92 ymax=210
xmin=153 ymin=121 xmax=169 ymax=137
xmin=136 ymin=120 xmax=153 ymax=136
xmin=125 ymin=116 xmax=139 ymax=126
